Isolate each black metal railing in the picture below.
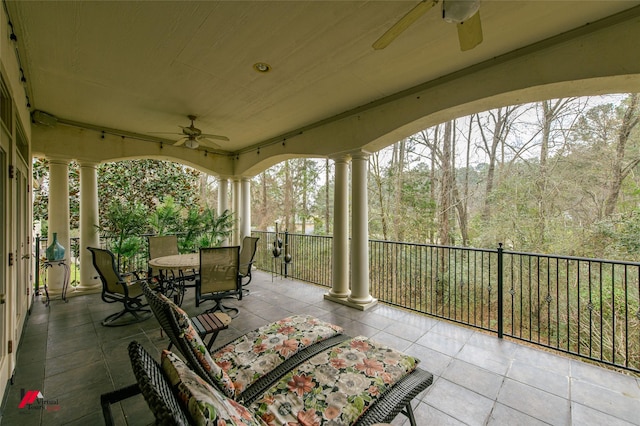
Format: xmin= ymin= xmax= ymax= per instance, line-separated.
xmin=35 ymin=231 xmax=640 ymax=373
xmin=252 ymin=230 xmax=333 ymax=286
xmin=251 ymin=232 xmax=640 ymax=373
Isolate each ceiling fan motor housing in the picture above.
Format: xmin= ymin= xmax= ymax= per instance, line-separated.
xmin=442 ymin=0 xmax=480 ymax=23
xmin=184 ymin=138 xmax=199 ymax=149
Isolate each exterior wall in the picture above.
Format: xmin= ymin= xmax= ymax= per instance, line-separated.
xmin=0 ymin=4 xmax=34 ymax=405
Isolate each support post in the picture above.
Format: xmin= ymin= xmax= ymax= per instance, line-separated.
xmin=497 ymin=242 xmax=504 ymax=339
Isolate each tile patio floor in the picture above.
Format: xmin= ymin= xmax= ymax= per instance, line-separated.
xmin=1 ymin=270 xmax=639 ymax=425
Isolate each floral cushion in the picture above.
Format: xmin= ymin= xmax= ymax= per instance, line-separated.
xmin=212 ymin=315 xmax=343 ymax=394
xmin=159 ymin=293 xmax=236 ymax=398
xmin=161 ymin=350 xmax=266 ymax=426
xmin=250 ymin=336 xmax=420 ymax=425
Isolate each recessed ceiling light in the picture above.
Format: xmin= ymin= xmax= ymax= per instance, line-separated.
xmin=253 ymin=62 xmax=271 ymax=73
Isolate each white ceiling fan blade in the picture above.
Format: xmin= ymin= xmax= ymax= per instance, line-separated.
xmin=173 ymin=137 xmax=187 ymax=146
xmin=200 ymin=133 xmax=229 ymax=142
xmin=373 ymin=0 xmax=438 ymax=50
xmin=457 ymin=10 xmax=482 ymax=51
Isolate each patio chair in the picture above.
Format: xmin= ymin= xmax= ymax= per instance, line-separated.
xmin=87 ymin=247 xmax=152 ymax=327
xmin=194 ymin=246 xmax=242 ymax=317
xmin=239 ymin=236 xmax=259 ymax=286
xmin=147 ymin=235 xmax=179 ymax=280
xmin=147 ymin=234 xmax=193 ymax=304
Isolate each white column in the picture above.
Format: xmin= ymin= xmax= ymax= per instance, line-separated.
xmin=325 ymin=155 xmax=351 ymax=301
xmin=77 ymin=162 xmax=101 ymax=292
xmin=241 ymin=177 xmax=251 ymax=240
xmin=46 ymin=158 xmax=70 ymax=298
xmin=218 ymin=177 xmax=230 ymax=246
xmin=348 ymin=152 xmax=376 ymax=309
xmin=232 ymin=178 xmax=242 ymax=246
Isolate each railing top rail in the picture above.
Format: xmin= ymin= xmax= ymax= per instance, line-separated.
xmin=368 ymin=238 xmax=499 ymax=254
xmin=252 ymin=230 xmax=332 ymax=240
xmin=503 ymin=249 xmax=640 ymax=267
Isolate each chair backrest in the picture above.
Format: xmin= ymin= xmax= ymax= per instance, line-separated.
xmin=149 ymin=235 xmax=179 ymax=259
xmin=128 ymin=340 xmax=190 ymax=425
xmin=140 ymin=281 xmax=216 ymax=387
xmin=239 ymin=236 xmax=259 ymax=276
xmin=88 ymin=247 xmax=125 ymax=295
xmin=148 ymin=235 xmax=179 ymax=276
xmin=199 ymin=246 xmax=241 ymax=294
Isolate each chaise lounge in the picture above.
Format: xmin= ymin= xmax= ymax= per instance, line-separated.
xmin=124 ymin=281 xmax=434 ymax=425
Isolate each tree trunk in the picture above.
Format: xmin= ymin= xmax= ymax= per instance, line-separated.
xmin=371 ymin=152 xmax=389 ymax=240
xmin=438 ymin=121 xmax=453 ymax=246
xmin=393 ymin=139 xmax=406 ymax=241
xmin=536 ymin=100 xmax=552 ymax=247
xmin=261 ymin=171 xmax=268 ymax=229
xmin=301 ymin=159 xmax=308 ymax=233
xmin=429 ymin=129 xmax=438 ymax=244
xmin=325 ymin=159 xmax=331 ymax=234
xmin=284 ymin=160 xmax=293 ymax=231
xmin=604 ymin=93 xmax=640 ymax=217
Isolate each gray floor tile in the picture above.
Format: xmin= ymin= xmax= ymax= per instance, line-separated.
xmin=571 ymin=401 xmax=638 ymax=426
xmin=404 ymin=343 xmax=453 ymax=377
xmin=409 ymin=401 xmax=467 ymax=425
xmin=455 ymin=342 xmax=512 ymax=376
xmin=383 ymin=321 xmax=428 ymax=342
xmin=3 ymin=270 xmax=639 ymax=426
xmin=425 ymin=378 xmax=495 ymax=426
xmin=487 ymin=402 xmax=549 ymax=425
xmin=441 ymin=359 xmax=504 ymax=400
xmin=416 ymin=331 xmax=466 ymax=357
xmin=508 ymin=358 xmax=570 ymax=398
xmin=497 ymin=378 xmax=570 ymax=425
xmin=570 ymin=377 xmax=640 ymax=425
xmin=369 ymin=330 xmax=412 ymax=352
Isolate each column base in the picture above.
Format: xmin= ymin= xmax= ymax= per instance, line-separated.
xmin=324 ymin=294 xmax=378 ymax=311
xmin=325 ymin=289 xmax=351 ymax=299
xmin=74 ymin=284 xmax=102 ymax=295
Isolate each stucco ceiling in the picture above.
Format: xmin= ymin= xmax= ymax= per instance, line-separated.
xmin=6 ymin=1 xmax=640 ymax=155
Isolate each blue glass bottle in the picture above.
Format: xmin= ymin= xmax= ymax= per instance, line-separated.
xmin=46 ymin=232 xmax=65 ymax=261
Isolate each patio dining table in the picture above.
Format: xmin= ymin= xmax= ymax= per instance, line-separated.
xmin=149 ymin=253 xmax=199 ymax=305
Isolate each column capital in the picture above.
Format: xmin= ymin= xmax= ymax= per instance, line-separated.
xmin=329 ymin=153 xmax=351 ymax=163
xmin=349 ymin=150 xmax=371 ymax=161
xmin=78 ymin=161 xmax=99 ymax=169
xmin=46 ymin=156 xmax=71 ymax=166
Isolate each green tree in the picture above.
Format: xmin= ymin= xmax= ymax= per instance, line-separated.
xmin=98 ymin=160 xmax=200 ymax=216
xmin=98 ymin=199 xmax=148 ymax=271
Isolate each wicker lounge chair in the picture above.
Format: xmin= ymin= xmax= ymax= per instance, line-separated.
xmin=138 ymin=281 xmax=433 ymax=425
xmin=125 ymin=339 xmax=433 ymax=425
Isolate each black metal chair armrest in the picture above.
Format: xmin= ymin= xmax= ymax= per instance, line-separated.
xmin=100 ymin=383 xmax=141 ymax=426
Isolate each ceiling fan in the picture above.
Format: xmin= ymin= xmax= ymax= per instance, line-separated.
xmin=373 ymin=0 xmax=483 ymax=52
xmin=160 ymin=115 xmax=229 ymax=149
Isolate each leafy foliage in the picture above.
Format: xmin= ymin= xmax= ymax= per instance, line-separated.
xmin=98 ymin=199 xmax=148 ymax=271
